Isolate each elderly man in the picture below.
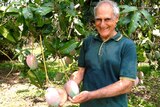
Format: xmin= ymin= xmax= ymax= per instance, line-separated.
xmin=67 ymin=0 xmax=137 ymax=107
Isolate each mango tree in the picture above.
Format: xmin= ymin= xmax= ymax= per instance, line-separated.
xmin=0 ymin=0 xmax=88 ymax=88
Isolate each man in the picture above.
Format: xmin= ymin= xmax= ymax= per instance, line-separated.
xmin=67 ymin=0 xmax=137 ymax=107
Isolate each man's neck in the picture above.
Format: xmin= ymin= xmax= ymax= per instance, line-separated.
xmin=101 ymin=31 xmax=117 ymax=42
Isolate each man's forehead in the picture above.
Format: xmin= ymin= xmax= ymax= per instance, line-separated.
xmin=96 ymin=3 xmax=114 ymax=14
xmin=97 ymin=2 xmax=112 ymax=10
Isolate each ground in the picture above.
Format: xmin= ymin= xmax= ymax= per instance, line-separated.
xmin=0 ymin=69 xmax=77 ymax=107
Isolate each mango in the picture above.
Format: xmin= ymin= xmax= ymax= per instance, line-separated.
xmin=26 ymin=54 xmax=38 ymax=70
xmin=64 ymin=80 xmax=79 ymax=98
xmin=45 ymin=87 xmax=61 ymax=107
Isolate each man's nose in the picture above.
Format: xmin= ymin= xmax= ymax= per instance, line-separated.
xmin=100 ymin=20 xmax=106 ymax=27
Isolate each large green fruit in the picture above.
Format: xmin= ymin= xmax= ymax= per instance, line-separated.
xmin=64 ymin=80 xmax=79 ymax=98
xmin=26 ymin=54 xmax=38 ymax=70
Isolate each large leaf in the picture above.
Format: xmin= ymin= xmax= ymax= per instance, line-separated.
xmin=34 ymin=0 xmax=41 ymax=4
xmin=140 ymin=9 xmax=154 ymax=26
xmin=0 ymin=26 xmax=16 ymax=42
xmin=0 ymin=6 xmax=6 ymax=12
xmin=35 ymin=7 xmax=52 ymax=16
xmin=27 ymin=70 xmax=42 ymax=88
xmin=59 ymin=40 xmax=78 ymax=55
xmin=22 ymin=7 xmax=33 ymax=20
xmin=119 ymin=15 xmax=131 ymax=25
xmin=42 ymin=2 xmax=53 ymax=7
xmin=6 ymin=7 xmax=19 ymax=13
xmin=44 ymin=37 xmax=56 ymax=53
xmin=36 ymin=14 xmax=44 ymax=27
xmin=128 ymin=11 xmax=141 ymax=35
xmin=120 ymin=5 xmax=138 ymax=14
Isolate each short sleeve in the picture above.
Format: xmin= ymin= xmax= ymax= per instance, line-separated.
xmin=120 ymin=40 xmax=137 ymax=80
xmin=78 ymin=40 xmax=86 ymax=67
xmin=78 ymin=36 xmax=93 ymax=67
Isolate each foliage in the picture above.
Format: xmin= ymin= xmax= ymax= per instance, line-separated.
xmin=0 ymin=0 xmax=159 ymax=106
xmin=118 ymin=0 xmax=159 ymax=70
xmin=129 ymin=66 xmax=160 ymax=107
xmin=0 ymin=0 xmax=159 ymax=91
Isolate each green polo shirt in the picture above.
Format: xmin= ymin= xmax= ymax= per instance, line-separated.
xmin=78 ymin=32 xmax=137 ymax=107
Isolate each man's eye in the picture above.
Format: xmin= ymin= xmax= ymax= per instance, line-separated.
xmin=95 ymin=18 xmax=102 ymax=21
xmin=104 ymin=18 xmax=111 ymax=21
xmin=95 ymin=18 xmax=112 ymax=23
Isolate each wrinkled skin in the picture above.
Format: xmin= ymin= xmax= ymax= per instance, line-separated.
xmin=95 ymin=3 xmax=118 ymax=41
xmin=68 ymin=91 xmax=90 ymax=104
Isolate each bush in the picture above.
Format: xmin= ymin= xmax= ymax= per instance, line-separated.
xmin=129 ymin=66 xmax=160 ymax=107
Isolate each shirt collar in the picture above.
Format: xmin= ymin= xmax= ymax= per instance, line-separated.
xmin=111 ymin=32 xmax=123 ymax=42
xmin=93 ymin=31 xmax=123 ymax=42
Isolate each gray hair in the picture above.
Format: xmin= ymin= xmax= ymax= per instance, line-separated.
xmin=94 ymin=0 xmax=120 ymax=17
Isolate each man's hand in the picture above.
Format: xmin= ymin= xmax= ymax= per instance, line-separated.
xmin=57 ymin=88 xmax=67 ymax=107
xmin=69 ymin=91 xmax=91 ymax=104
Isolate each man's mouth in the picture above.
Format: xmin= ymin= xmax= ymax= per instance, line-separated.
xmin=100 ymin=27 xmax=109 ymax=32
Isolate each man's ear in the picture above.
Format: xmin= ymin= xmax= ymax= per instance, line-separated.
xmin=115 ymin=15 xmax=119 ymax=23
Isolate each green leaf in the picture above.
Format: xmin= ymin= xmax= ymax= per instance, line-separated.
xmin=74 ymin=18 xmax=83 ymax=27
xmin=137 ymin=46 xmax=146 ymax=62
xmin=140 ymin=9 xmax=154 ymax=26
xmin=132 ymin=0 xmax=137 ymax=3
xmin=59 ymin=40 xmax=78 ymax=55
xmin=22 ymin=7 xmax=33 ymax=20
xmin=44 ymin=37 xmax=55 ymax=53
xmin=0 ymin=26 xmax=16 ymax=42
xmin=6 ymin=7 xmax=19 ymax=13
xmin=120 ymin=5 xmax=138 ymax=14
xmin=75 ymin=24 xmax=85 ymax=35
xmin=34 ymin=0 xmax=41 ymax=4
xmin=35 ymin=7 xmax=52 ymax=16
xmin=27 ymin=70 xmax=42 ymax=88
xmin=128 ymin=11 xmax=141 ymax=35
xmin=0 ymin=6 xmax=6 ymax=12
xmin=36 ymin=14 xmax=44 ymax=27
xmin=42 ymin=2 xmax=53 ymax=7
xmin=59 ymin=14 xmax=69 ymax=32
xmin=119 ymin=15 xmax=131 ymax=25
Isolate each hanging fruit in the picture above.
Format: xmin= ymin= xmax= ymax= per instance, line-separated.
xmin=26 ymin=54 xmax=38 ymax=70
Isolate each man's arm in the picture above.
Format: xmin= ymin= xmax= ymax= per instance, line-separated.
xmin=90 ymin=78 xmax=134 ymax=99
xmin=71 ymin=78 xmax=134 ymax=103
xmin=69 ymin=67 xmax=85 ymax=85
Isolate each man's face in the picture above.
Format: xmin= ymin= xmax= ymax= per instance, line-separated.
xmin=95 ymin=3 xmax=119 ymax=40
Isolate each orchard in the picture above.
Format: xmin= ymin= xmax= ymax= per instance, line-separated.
xmin=0 ymin=0 xmax=159 ymax=107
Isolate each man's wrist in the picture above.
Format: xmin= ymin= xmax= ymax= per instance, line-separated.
xmin=89 ymin=90 xmax=99 ymax=100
